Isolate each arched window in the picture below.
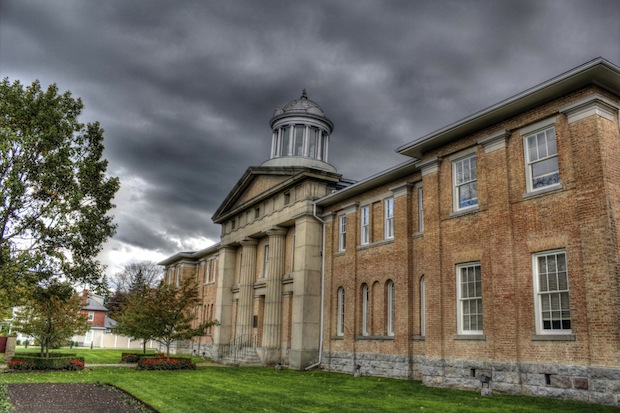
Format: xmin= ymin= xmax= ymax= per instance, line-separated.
xmin=337 ymin=287 xmax=345 ymax=336
xmin=362 ymin=284 xmax=369 ymax=336
xmin=386 ymin=280 xmax=395 ymax=336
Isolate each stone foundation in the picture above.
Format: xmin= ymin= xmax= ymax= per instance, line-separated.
xmin=322 ymin=351 xmax=620 ymax=406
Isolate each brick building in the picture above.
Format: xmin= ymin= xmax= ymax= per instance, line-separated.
xmin=161 ymin=58 xmax=620 ymax=404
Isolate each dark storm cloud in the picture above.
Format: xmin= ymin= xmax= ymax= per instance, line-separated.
xmin=2 ymin=0 xmax=619 ymax=271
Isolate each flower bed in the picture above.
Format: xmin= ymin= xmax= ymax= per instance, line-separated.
xmin=7 ymin=354 xmax=85 ymax=371
xmin=137 ymin=354 xmax=195 ymax=370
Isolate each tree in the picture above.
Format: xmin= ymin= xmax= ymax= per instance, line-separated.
xmin=110 ymin=261 xmax=162 ymax=293
xmin=0 ymin=79 xmax=120 ymax=308
xmin=114 ymin=278 xmax=217 ymax=356
xmin=107 ymin=261 xmax=163 ymax=317
xmin=12 ymin=280 xmax=89 ymax=357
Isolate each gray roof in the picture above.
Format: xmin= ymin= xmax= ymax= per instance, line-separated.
xmin=82 ymin=298 xmax=108 ymax=312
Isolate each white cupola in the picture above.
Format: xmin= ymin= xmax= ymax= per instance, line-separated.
xmin=262 ymin=90 xmax=336 ymax=173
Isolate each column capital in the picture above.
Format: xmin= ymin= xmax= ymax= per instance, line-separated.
xmin=240 ymin=237 xmax=258 ymax=247
xmin=267 ymin=226 xmax=288 ymax=237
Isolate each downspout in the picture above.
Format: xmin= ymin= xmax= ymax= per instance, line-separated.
xmin=306 ymin=201 xmax=326 ymax=370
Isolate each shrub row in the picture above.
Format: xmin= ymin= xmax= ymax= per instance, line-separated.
xmin=137 ymin=354 xmax=195 ymax=370
xmin=14 ymin=352 xmax=77 ymax=358
xmin=120 ymin=353 xmax=166 ymax=363
xmin=7 ymin=355 xmax=85 ymax=371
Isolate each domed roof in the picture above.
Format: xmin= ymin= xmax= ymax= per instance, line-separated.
xmin=281 ymin=89 xmax=326 ymax=116
xmin=270 ymin=89 xmax=334 ymax=130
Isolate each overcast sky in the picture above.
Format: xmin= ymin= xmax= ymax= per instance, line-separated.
xmin=2 ymin=0 xmax=619 ymax=282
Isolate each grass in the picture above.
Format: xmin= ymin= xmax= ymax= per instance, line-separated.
xmin=1 ymin=365 xmax=617 ymax=413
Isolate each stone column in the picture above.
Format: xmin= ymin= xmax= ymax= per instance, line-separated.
xmin=236 ymin=238 xmax=258 ymax=341
xmin=213 ymin=246 xmax=236 ymax=353
xmin=262 ymin=227 xmax=287 ymax=362
xmin=289 ymin=214 xmax=323 ymax=370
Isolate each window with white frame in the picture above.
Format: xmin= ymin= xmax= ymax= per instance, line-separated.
xmin=360 ymin=205 xmax=370 ymax=245
xmin=85 ymin=330 xmax=93 ymax=343
xmin=453 ymin=154 xmax=478 ymax=211
xmin=87 ymin=311 xmax=94 ymax=322
xmin=420 ymin=276 xmax=426 ymax=336
xmin=384 ymin=197 xmax=394 ymax=239
xmin=457 ymin=263 xmax=483 ymax=334
xmin=337 ymin=287 xmax=345 ymax=336
xmin=338 ymin=214 xmax=346 ymax=251
xmin=524 ymin=126 xmax=560 ymax=192
xmin=175 ymin=267 xmax=180 ymax=287
xmin=386 ymin=280 xmax=395 ymax=336
xmin=533 ymin=250 xmax=571 ymax=334
xmin=362 ymin=284 xmax=369 ymax=336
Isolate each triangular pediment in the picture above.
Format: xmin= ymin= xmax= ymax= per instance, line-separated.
xmin=212 ymin=167 xmax=297 ymax=223
xmin=212 ymin=166 xmax=343 ymax=223
xmin=233 ymin=175 xmax=289 ymax=209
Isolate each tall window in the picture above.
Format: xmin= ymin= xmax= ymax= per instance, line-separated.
xmin=338 ymin=214 xmax=346 ymax=251
xmin=280 ymin=126 xmax=291 ymax=156
xmin=308 ymin=128 xmax=319 ymax=158
xmin=294 ymin=125 xmax=305 ymax=156
xmin=262 ymin=244 xmax=269 ymax=278
xmin=175 ymin=267 xmax=180 ymax=287
xmin=525 ymin=126 xmax=559 ymax=192
xmin=533 ymin=250 xmax=571 ymax=334
xmin=321 ymin=132 xmax=329 ymax=161
xmin=453 ymin=154 xmax=478 ymax=210
xmin=386 ymin=280 xmax=395 ymax=336
xmin=204 ymin=260 xmax=210 ymax=284
xmin=457 ymin=263 xmax=483 ymax=334
xmin=420 ymin=276 xmax=426 ymax=336
xmin=384 ymin=197 xmax=394 ymax=239
xmin=361 ymin=284 xmax=369 ymax=336
xmin=417 ymin=185 xmax=424 ymax=233
xmin=212 ymin=257 xmax=218 ymax=283
xmin=360 ymin=206 xmax=370 ymax=245
xmin=87 ymin=311 xmax=94 ymax=322
xmin=337 ymin=287 xmax=345 ymax=336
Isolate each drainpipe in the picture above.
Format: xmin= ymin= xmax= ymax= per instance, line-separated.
xmin=305 ymin=201 xmax=326 ymax=371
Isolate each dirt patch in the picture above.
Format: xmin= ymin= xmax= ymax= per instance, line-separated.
xmin=8 ymin=383 xmax=157 ymax=413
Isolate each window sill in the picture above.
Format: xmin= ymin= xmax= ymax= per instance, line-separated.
xmin=453 ymin=334 xmax=486 ymax=341
xmin=411 ymin=335 xmax=426 ymax=341
xmin=282 ymin=276 xmax=294 ymax=284
xmin=357 ymin=238 xmax=394 ymax=251
xmin=449 ymin=206 xmax=480 ymax=218
xmin=333 ymin=251 xmax=346 ymax=257
xmin=522 ymin=183 xmax=563 ymax=199
xmin=531 ymin=334 xmax=576 ymax=341
xmin=254 ymin=280 xmax=267 ymax=289
xmin=413 ymin=231 xmax=424 ymax=239
xmin=331 ymin=336 xmax=344 ymax=341
xmin=356 ymin=335 xmax=395 ymax=341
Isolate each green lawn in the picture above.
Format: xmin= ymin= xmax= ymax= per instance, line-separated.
xmin=1 ymin=365 xmax=616 ymax=413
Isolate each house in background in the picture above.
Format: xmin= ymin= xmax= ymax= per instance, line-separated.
xmin=73 ymin=290 xmax=158 ymax=350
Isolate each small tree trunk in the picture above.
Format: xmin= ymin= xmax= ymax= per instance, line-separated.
xmin=142 ymin=340 xmax=146 ymax=354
